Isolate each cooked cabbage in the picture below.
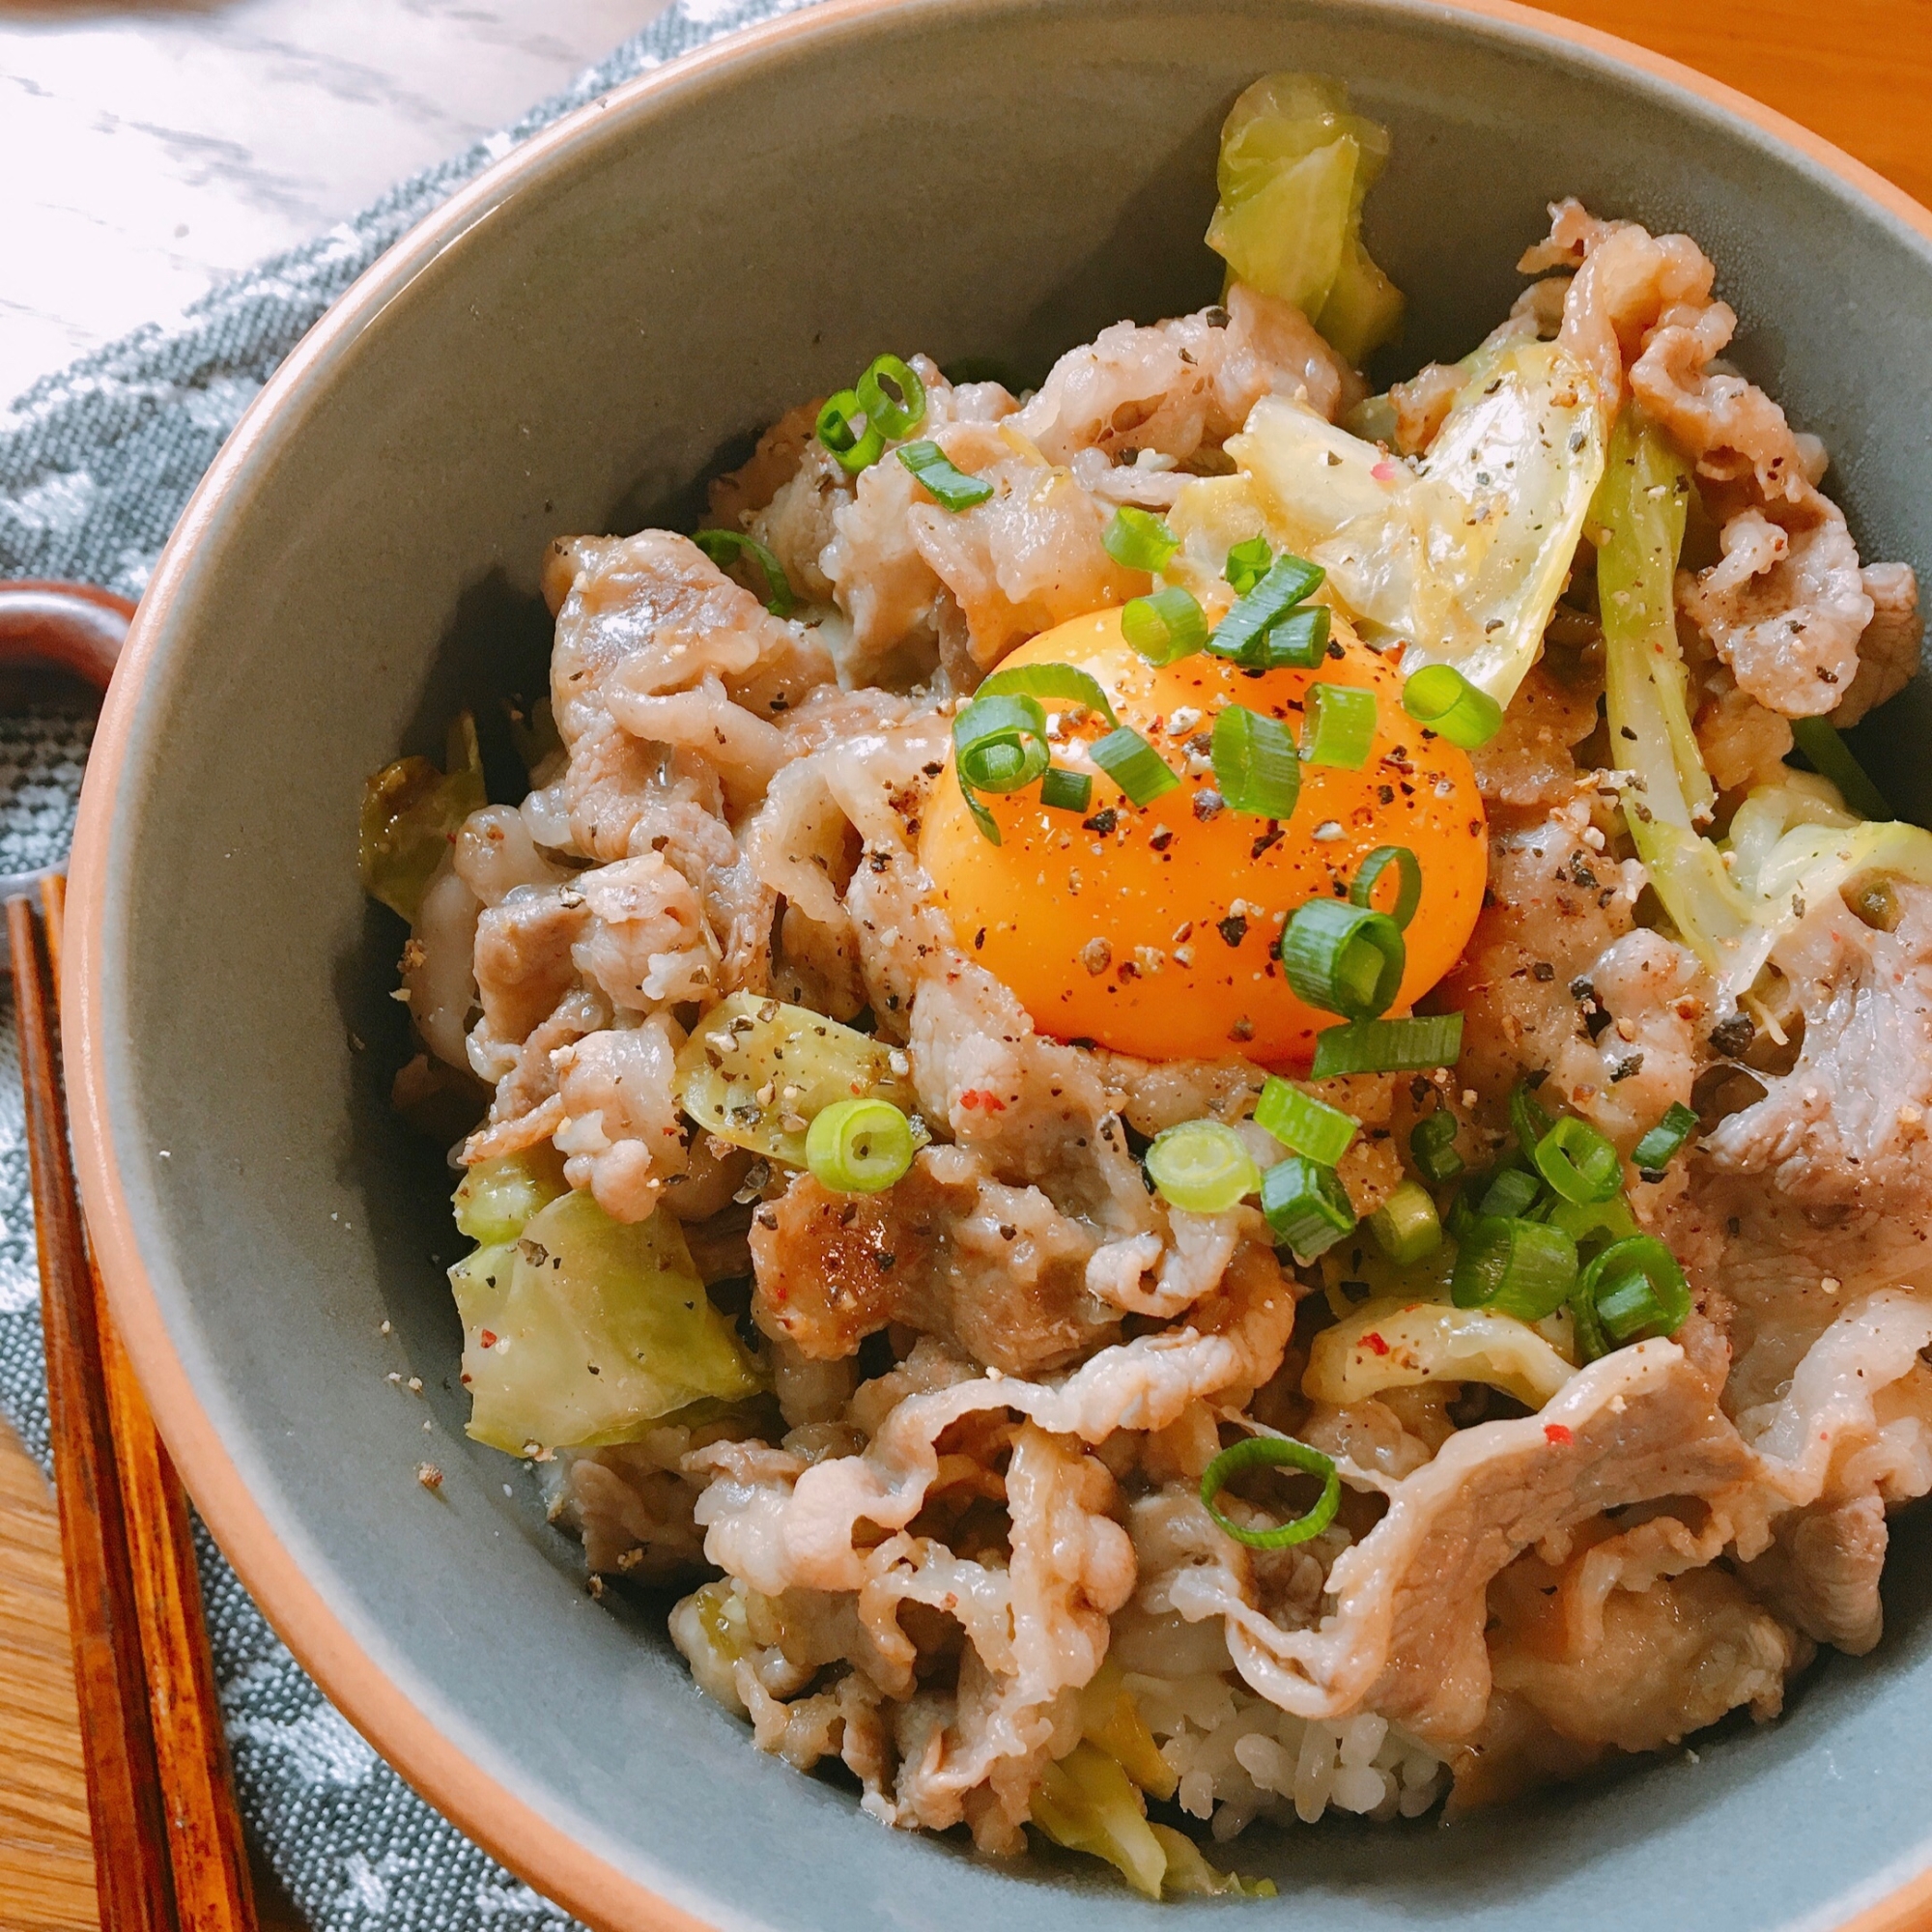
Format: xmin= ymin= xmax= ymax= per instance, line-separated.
xmin=1206 ymin=71 xmax=1403 ymax=364
xmin=673 ymin=989 xmax=923 ymax=1167
xmin=1188 ymin=336 xmax=1605 ymax=706
xmin=1077 ymin=1659 xmax=1177 ymax=1801
xmin=1304 ymin=1297 xmax=1577 ymax=1409
xmin=448 ymin=1188 xmax=763 ymax=1453
xmin=453 ymin=1145 xmax=568 ymax=1245
xmin=1031 ymin=1742 xmax=1169 ymax=1899
xmin=1595 ymin=412 xmax=1932 ymax=1001
xmin=358 ymin=710 xmax=486 ymax=923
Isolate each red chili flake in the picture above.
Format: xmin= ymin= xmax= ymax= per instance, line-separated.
xmin=1544 ymin=1422 xmax=1574 ymax=1446
xmin=1361 ymin=1331 xmax=1390 ymax=1356
xmin=479 ymin=1329 xmax=498 ymax=1349
xmin=959 ymin=1089 xmax=1008 ymax=1112
xmin=1371 ymin=459 xmax=1400 ymax=483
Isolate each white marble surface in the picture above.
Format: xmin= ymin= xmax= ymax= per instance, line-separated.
xmin=0 ymin=0 xmax=673 ymax=406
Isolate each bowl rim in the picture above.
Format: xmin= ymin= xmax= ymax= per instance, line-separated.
xmin=62 ymin=2 xmax=1932 ymax=1927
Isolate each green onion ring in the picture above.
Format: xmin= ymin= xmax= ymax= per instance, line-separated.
xmin=1224 ymin=535 xmax=1273 ymax=596
xmin=1122 ymin=586 xmax=1208 ymax=666
xmin=1532 ymin=1116 xmax=1625 ymax=1206
xmin=1254 ymin=1075 xmax=1357 ymax=1166
xmin=1210 ymin=704 xmax=1300 ymax=821
xmin=1145 ymin=1120 xmax=1262 ymax=1214
xmin=1102 ymin=505 xmax=1180 ymax=575
xmin=1409 ymin=1110 xmax=1465 ymax=1183
xmin=816 ymin=388 xmax=885 ymax=472
xmin=1632 ymin=1101 xmax=1699 ymax=1175
xmin=1450 ymin=1214 xmax=1579 ymax=1321
xmin=692 ymin=529 xmax=797 ymax=617
xmin=897 ymin=440 xmax=993 ymax=510
xmin=805 ymin=1097 xmax=916 ymax=1194
xmin=1091 ymin=724 xmax=1179 ymax=806
xmin=1309 ymin=1012 xmax=1464 ymax=1078
xmin=1573 ymin=1235 xmax=1690 ymax=1348
xmin=953 ymin=693 xmax=1051 ymax=794
xmin=856 ymin=354 xmax=926 ymax=440
xmin=1038 ymin=765 xmax=1093 ymax=813
xmin=1400 ymin=663 xmax=1503 ymax=749
xmin=1301 ymin=682 xmax=1378 ymax=770
xmin=1367 ymin=1179 xmax=1442 ymax=1265
xmin=1259 ymin=1155 xmax=1356 ymax=1259
xmin=1279 ymin=898 xmax=1406 ymax=1021
xmin=1200 ymin=1434 xmax=1341 ymax=1550
xmin=1350 ymin=845 xmax=1423 ymax=928
xmin=976 ymin=660 xmax=1120 ymax=727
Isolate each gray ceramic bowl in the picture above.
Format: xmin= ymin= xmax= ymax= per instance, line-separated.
xmin=66 ymin=2 xmax=1932 ymax=1927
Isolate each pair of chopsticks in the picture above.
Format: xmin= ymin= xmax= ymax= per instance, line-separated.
xmin=3 ymin=581 xmax=258 ymax=1932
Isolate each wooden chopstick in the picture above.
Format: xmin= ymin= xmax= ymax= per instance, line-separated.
xmin=14 ymin=884 xmax=259 ymax=1931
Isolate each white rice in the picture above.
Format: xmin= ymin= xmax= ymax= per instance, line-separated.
xmin=1128 ymin=1669 xmax=1449 ymax=1840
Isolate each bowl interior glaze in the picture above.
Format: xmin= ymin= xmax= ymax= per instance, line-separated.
xmin=77 ymin=2 xmax=1932 ymax=1927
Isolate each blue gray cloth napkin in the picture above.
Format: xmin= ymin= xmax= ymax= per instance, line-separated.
xmin=0 ymin=2 xmax=817 ymax=1922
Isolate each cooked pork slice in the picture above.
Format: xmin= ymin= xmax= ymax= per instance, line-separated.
xmin=1010 ymin=284 xmax=1356 ymax=469
xmin=1737 ymin=1494 xmax=1887 ymax=1654
xmin=467 ymin=885 xmax=593 ymax=1082
xmin=751 ymin=1145 xmax=1120 ymax=1375
xmin=1707 ymin=882 xmax=1932 ymax=1211
xmin=552 ymin=1013 xmax=688 ymax=1223
xmin=1440 ymin=804 xmax=1640 ymax=1113
xmin=1678 ymin=491 xmax=1873 ymax=717
xmin=1694 ymin=675 xmax=1795 ymax=794
xmin=543 ymin=531 xmax=835 ymax=855
xmin=1834 ymin=560 xmax=1924 ymax=726
xmin=1486 ymin=1561 xmax=1802 ymax=1757
xmin=1158 ymin=1341 xmax=1759 ymax=1747
xmin=1467 ymin=663 xmax=1602 ymax=810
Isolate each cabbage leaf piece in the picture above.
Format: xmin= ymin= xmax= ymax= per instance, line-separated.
xmin=453 ymin=1145 xmax=568 ymax=1245
xmin=1304 ymin=1296 xmax=1577 ymax=1409
xmin=1031 ymin=1742 xmax=1170 ymax=1899
xmin=1205 ymin=71 xmax=1403 ymax=364
xmin=1198 ymin=336 xmax=1605 ymax=705
xmin=673 ymin=989 xmax=923 ymax=1167
xmin=449 ymin=1189 xmax=763 ymax=1453
xmin=358 ymin=711 xmax=486 ymax=923
xmin=1593 ymin=411 xmax=1932 ymax=1000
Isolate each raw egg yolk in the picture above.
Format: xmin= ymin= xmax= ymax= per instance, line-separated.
xmin=919 ymin=608 xmax=1488 ymax=1065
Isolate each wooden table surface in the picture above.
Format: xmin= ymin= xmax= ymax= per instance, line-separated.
xmin=2 ymin=2 xmax=1929 ymax=1927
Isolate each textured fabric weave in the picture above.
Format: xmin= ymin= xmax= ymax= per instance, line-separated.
xmin=0 ymin=2 xmax=818 ymax=1923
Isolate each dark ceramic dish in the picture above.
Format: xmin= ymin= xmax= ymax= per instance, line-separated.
xmin=67 ymin=2 xmax=1932 ymax=1926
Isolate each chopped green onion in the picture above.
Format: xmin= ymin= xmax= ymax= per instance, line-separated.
xmin=1409 ymin=1110 xmax=1465 ymax=1182
xmin=953 ymin=693 xmax=1050 ymax=793
xmin=1302 ymin=682 xmax=1378 ymax=770
xmin=1208 ymin=553 xmax=1326 ymax=666
xmin=1367 ymin=1179 xmax=1441 ymax=1265
xmin=1633 ymin=1101 xmax=1699 ymax=1175
xmin=816 ymin=389 xmax=884 ymax=472
xmin=1122 ymin=586 xmax=1208 ymax=665
xmin=1260 ymin=1155 xmax=1356 ymax=1259
xmin=1451 ymin=1215 xmax=1579 ymax=1321
xmin=1510 ymin=1080 xmax=1554 ymax=1160
xmin=1262 ymin=604 xmax=1330 ymax=670
xmin=1478 ymin=1166 xmax=1542 ymax=1220
xmin=1279 ymin=899 xmax=1406 ymax=1021
xmin=1533 ymin=1115 xmax=1624 ymax=1205
xmin=1091 ymin=725 xmax=1179 ymax=805
xmin=1574 ymin=1235 xmax=1690 ymax=1350
xmin=1401 ymin=663 xmax=1503 ymax=749
xmin=1310 ymin=1011 xmax=1464 ymax=1078
xmin=1039 ymin=766 xmax=1093 ymax=812
xmin=1254 ymin=1075 xmax=1357 ymax=1165
xmin=897 ymin=440 xmax=994 ymax=510
xmin=856 ymin=354 xmax=925 ymax=440
xmin=1224 ymin=535 xmax=1273 ymax=596
xmin=1790 ymin=716 xmax=1892 ymax=821
xmin=692 ymin=529 xmax=796 ymax=617
xmin=805 ymin=1097 xmax=915 ymax=1194
xmin=1350 ymin=845 xmax=1422 ymax=928
xmin=1211 ymin=705 xmax=1301 ymax=820
xmin=1548 ymin=1192 xmax=1640 ymax=1246
xmin=976 ymin=660 xmax=1120 ymax=727
xmin=1103 ymin=506 xmax=1179 ymax=575
xmin=1200 ymin=1435 xmax=1340 ymax=1549
xmin=1145 ymin=1120 xmax=1262 ymax=1213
